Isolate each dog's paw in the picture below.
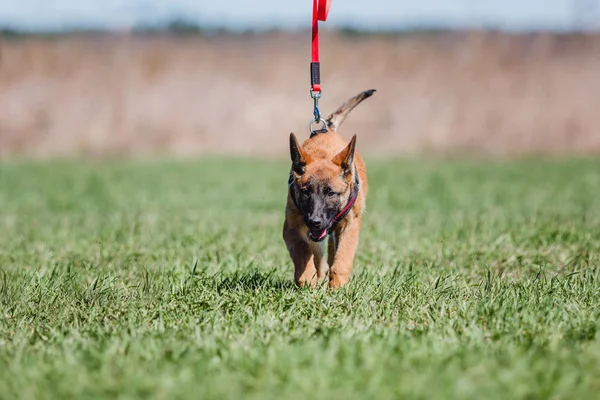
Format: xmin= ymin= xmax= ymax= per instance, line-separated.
xmin=295 ymin=274 xmax=319 ymax=289
xmin=328 ymin=272 xmax=350 ymax=289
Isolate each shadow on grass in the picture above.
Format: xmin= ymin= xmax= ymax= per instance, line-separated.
xmin=215 ymin=269 xmax=297 ymax=293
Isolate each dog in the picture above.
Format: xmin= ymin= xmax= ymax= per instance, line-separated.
xmin=283 ymin=89 xmax=375 ymax=289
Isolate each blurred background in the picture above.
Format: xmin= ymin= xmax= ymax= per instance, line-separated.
xmin=1 ymin=0 xmax=599 ymax=159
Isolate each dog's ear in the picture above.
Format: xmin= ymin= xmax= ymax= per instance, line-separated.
xmin=289 ymin=133 xmax=310 ymax=175
xmin=332 ymin=135 xmax=357 ymax=175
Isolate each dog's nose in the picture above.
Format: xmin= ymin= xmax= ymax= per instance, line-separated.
xmin=307 ymin=217 xmax=325 ymax=229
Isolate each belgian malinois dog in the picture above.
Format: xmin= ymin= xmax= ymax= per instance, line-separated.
xmin=283 ymin=89 xmax=375 ymax=289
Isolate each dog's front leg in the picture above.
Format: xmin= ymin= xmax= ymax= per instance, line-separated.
xmin=329 ymin=217 xmax=361 ymax=289
xmin=309 ymin=239 xmax=329 ymax=280
xmin=283 ymin=226 xmax=319 ymax=287
xmin=327 ymin=235 xmax=337 ymax=267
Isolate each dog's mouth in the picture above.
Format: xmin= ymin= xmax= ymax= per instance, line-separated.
xmin=307 ymin=228 xmax=328 ymax=242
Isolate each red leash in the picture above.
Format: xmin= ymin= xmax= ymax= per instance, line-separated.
xmin=311 ymin=0 xmax=331 ymax=93
xmin=309 ymin=0 xmax=332 ymax=135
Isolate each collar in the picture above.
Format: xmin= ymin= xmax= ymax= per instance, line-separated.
xmin=330 ymin=172 xmax=359 ymax=231
xmin=288 ymin=169 xmax=360 ymax=233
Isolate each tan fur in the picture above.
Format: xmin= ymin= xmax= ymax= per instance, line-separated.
xmin=282 ymin=89 xmax=374 ymax=289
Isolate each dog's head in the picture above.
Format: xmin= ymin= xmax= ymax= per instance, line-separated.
xmin=288 ymin=132 xmax=357 ymax=242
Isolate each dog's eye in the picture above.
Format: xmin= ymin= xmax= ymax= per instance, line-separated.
xmin=326 ymin=189 xmax=337 ymax=198
xmin=300 ymin=187 xmax=311 ymax=195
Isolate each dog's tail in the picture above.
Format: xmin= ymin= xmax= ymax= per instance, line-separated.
xmin=325 ymin=89 xmax=376 ymax=132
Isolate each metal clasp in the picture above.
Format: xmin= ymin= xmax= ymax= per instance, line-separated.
xmin=310 ymin=89 xmax=321 ymax=123
xmin=309 ymin=89 xmax=328 ymax=135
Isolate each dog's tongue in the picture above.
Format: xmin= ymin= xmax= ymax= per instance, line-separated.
xmin=317 ymin=229 xmax=327 ymax=240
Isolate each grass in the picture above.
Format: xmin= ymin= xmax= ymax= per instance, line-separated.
xmin=1 ymin=157 xmax=600 ymax=399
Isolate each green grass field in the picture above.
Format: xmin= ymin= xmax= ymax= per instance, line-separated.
xmin=1 ymin=157 xmax=600 ymax=399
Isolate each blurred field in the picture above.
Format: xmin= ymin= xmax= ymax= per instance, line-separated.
xmin=1 ymin=158 xmax=600 ymax=398
xmin=2 ymin=30 xmax=600 ymax=159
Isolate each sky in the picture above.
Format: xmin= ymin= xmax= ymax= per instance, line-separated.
xmin=0 ymin=0 xmax=597 ymax=32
